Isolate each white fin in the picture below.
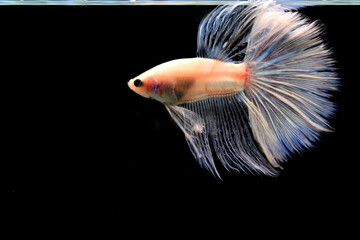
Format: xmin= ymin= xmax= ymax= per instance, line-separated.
xmin=165 ymin=104 xmax=221 ymax=178
xmin=197 ymin=1 xmax=307 ymax=62
xmin=181 ymin=1 xmax=338 ymax=176
xmin=241 ymin=3 xmax=338 ymax=167
xmin=197 ymin=1 xmax=278 ymax=62
xmin=166 ymin=96 xmax=279 ymax=179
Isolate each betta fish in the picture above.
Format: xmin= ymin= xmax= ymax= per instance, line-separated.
xmin=128 ymin=0 xmax=338 ymax=179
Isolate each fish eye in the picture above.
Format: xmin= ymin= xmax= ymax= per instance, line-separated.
xmin=134 ymin=79 xmax=142 ymax=87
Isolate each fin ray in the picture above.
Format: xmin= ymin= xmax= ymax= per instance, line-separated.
xmin=165 ymin=104 xmax=221 ymax=178
xmin=168 ymin=95 xmax=279 ymax=178
xmin=197 ymin=2 xmax=263 ymax=62
xmin=165 ymin=1 xmax=338 ymax=177
xmin=241 ymin=3 xmax=338 ymax=163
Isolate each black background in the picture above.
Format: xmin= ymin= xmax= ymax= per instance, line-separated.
xmin=2 ymin=4 xmax=359 ymax=236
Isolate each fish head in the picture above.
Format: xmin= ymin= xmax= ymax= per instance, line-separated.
xmin=128 ymin=77 xmax=148 ymax=99
xmin=128 ymin=69 xmax=177 ymax=104
xmin=128 ymin=69 xmax=156 ymax=99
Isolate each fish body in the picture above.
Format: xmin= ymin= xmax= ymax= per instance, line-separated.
xmin=128 ymin=58 xmax=247 ymax=104
xmin=128 ymin=0 xmax=338 ymax=178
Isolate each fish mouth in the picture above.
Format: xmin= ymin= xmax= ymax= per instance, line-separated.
xmin=127 ymin=79 xmax=134 ymax=90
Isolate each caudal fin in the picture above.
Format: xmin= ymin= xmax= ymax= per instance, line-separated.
xmin=169 ymin=1 xmax=338 ymax=178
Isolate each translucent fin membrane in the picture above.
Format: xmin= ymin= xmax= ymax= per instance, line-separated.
xmin=166 ymin=94 xmax=279 ymax=179
xmin=1 ymin=0 xmax=359 ymax=6
xmin=168 ymin=1 xmax=338 ymax=178
xmin=242 ymin=5 xmax=338 ymax=166
xmin=197 ymin=3 xmax=257 ymax=62
xmin=165 ymin=104 xmax=219 ymax=177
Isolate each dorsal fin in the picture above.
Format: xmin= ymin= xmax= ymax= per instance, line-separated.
xmin=196 ymin=1 xmax=276 ymax=62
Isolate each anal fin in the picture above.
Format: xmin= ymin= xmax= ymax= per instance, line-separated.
xmin=166 ymin=93 xmax=279 ymax=178
xmin=165 ymin=104 xmax=220 ymax=179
